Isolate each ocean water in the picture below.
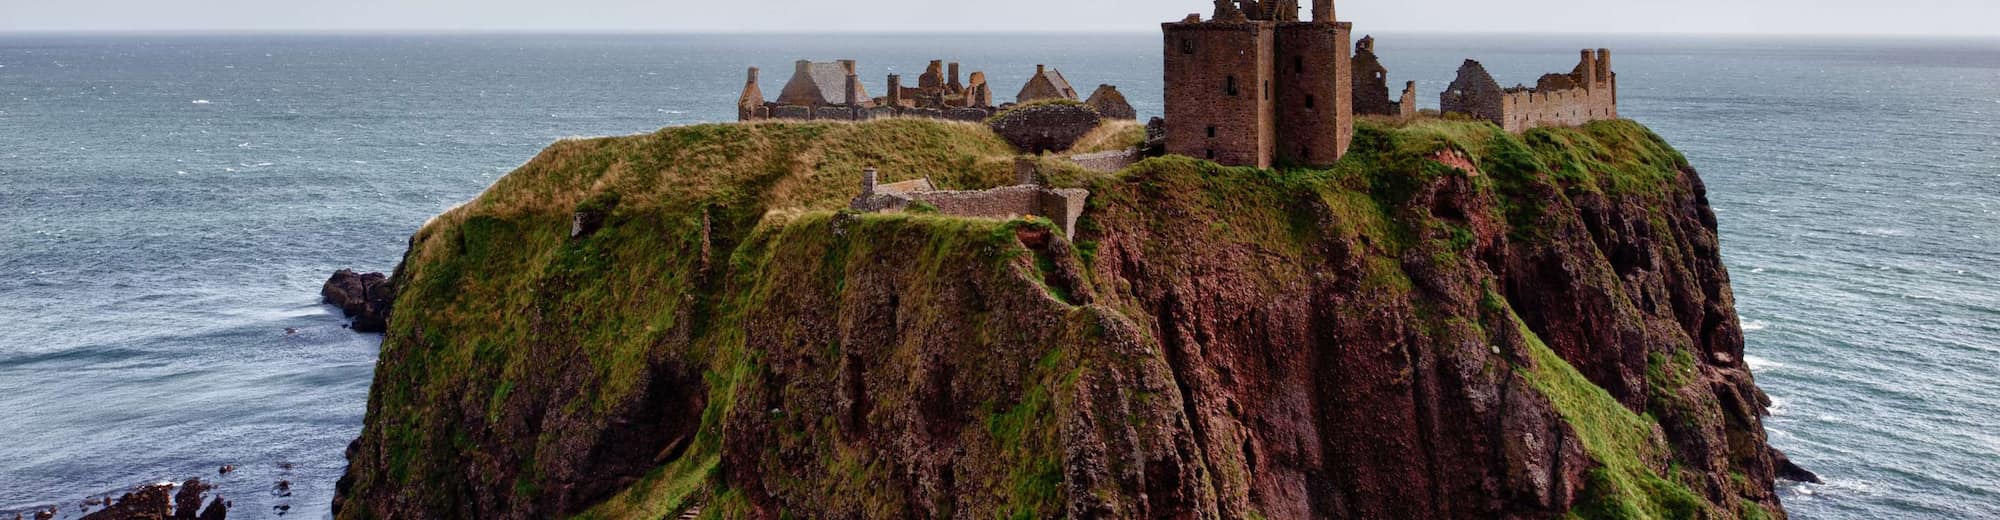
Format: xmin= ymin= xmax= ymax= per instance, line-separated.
xmin=1 ymin=33 xmax=1995 ymax=519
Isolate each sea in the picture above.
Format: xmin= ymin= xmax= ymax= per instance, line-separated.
xmin=0 ymin=33 xmax=1995 ymax=519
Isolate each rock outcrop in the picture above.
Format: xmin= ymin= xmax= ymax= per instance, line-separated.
xmin=321 ymin=269 xmax=393 ymax=333
xmin=78 ymin=479 xmax=227 ymax=520
xmin=334 ymin=118 xmax=1788 ymax=519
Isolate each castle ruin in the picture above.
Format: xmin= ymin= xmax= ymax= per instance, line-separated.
xmin=733 ymin=0 xmax=1627 ymax=166
xmin=739 ymin=59 xmax=1130 ymax=124
xmin=1350 ymin=35 xmax=1417 ymax=119
xmin=850 ymin=161 xmax=1091 ymax=239
xmin=1162 ymin=0 xmax=1354 ymax=169
xmin=1442 ymin=49 xmax=1618 ymax=133
xmin=1016 ymin=64 xmax=1079 ymax=104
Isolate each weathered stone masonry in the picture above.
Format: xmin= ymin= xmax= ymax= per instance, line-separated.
xmin=1443 ymin=49 xmax=1618 ymax=133
xmin=740 ymin=59 xmax=1133 ymax=124
xmin=1163 ymin=0 xmax=1354 ymax=169
xmin=1350 ymin=35 xmax=1417 ymax=118
xmin=850 ymin=163 xmax=1090 ymax=240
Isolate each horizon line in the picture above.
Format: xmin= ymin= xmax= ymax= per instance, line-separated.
xmin=1 ymin=28 xmax=1997 ymax=40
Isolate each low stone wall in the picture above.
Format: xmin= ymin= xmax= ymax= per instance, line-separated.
xmin=852 ymin=184 xmax=1091 ymax=239
xmin=1068 ymin=149 xmax=1141 ymax=173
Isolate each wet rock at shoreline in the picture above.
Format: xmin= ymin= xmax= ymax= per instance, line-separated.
xmin=75 ymin=478 xmax=226 ymax=520
xmin=322 ymin=269 xmax=394 ymax=333
xmin=1772 ymin=447 xmax=1823 ymax=484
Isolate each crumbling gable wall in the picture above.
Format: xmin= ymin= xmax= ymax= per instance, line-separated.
xmin=1441 ymin=59 xmax=1506 ymax=126
xmin=1085 ymin=85 xmax=1138 ymax=120
xmin=1351 ymin=35 xmax=1398 ymax=116
xmin=738 ymin=67 xmax=767 ymax=121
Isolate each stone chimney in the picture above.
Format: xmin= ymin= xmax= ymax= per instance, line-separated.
xmin=839 ymin=59 xmax=857 ymax=75
xmin=1596 ymin=48 xmax=1612 ymax=83
xmin=1036 ymin=64 xmax=1046 ymax=76
xmin=1579 ymin=49 xmax=1598 ymax=89
xmin=862 ymin=167 xmax=879 ymax=198
xmin=844 ymin=72 xmax=862 ymax=107
xmin=887 ymin=74 xmax=903 ymax=106
xmin=746 ymin=66 xmax=760 ymax=85
xmin=1313 ymin=0 xmax=1333 ymax=23
xmin=948 ymin=62 xmax=962 ymax=91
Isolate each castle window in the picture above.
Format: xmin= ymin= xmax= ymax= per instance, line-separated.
xmin=1265 ymin=81 xmax=1270 ymax=100
xmin=1294 ymin=56 xmax=1304 ymax=74
xmin=1206 ymin=126 xmax=1217 ymax=138
xmin=1225 ymin=76 xmax=1238 ymax=96
xmin=1306 ymin=95 xmax=1316 ymax=109
xmin=1182 ymin=39 xmax=1195 ymax=54
xmin=1206 ymin=149 xmax=1216 ymax=159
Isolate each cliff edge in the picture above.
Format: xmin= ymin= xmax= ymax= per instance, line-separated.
xmin=334 ymin=118 xmax=1787 ymax=519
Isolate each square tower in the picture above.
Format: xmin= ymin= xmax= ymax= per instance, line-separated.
xmin=1163 ymin=18 xmax=1277 ymax=168
xmin=1163 ymin=0 xmax=1352 ymax=169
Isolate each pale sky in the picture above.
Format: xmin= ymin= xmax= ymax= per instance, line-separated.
xmin=1 ymin=0 xmax=1996 ymax=36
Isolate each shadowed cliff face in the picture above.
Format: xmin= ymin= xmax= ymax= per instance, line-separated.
xmin=333 ymin=119 xmax=1784 ymax=520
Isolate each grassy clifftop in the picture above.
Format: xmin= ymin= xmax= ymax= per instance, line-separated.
xmin=338 ymin=117 xmax=1785 ymax=520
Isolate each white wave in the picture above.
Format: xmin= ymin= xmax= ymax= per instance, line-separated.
xmin=1853 ymin=227 xmax=1908 ymax=237
xmin=191 ymin=99 xmax=211 ymax=104
xmin=1751 ymin=268 xmax=1766 ymax=273
xmin=1742 ymin=319 xmax=1769 ymax=332
xmin=1767 ymin=396 xmax=1788 ymax=415
xmin=1744 ymin=355 xmax=1783 ymax=371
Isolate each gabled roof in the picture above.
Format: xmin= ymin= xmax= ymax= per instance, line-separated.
xmin=1016 ymin=65 xmax=1079 ymax=103
xmin=777 ymin=61 xmax=868 ymax=107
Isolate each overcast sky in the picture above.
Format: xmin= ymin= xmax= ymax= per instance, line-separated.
xmin=2 ymin=0 xmax=1996 ymax=36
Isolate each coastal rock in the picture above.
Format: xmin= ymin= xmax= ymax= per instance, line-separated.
xmin=321 ymin=269 xmax=393 ymax=333
xmin=334 ymin=119 xmax=1788 ymax=519
xmin=987 ymin=102 xmax=1102 ymax=153
xmin=1771 ymin=447 xmax=1822 ymax=483
xmin=77 ymin=479 xmax=224 ymax=520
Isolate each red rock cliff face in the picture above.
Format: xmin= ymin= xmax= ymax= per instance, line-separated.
xmin=1068 ymin=126 xmax=1782 ymax=518
xmin=334 ymin=119 xmax=1784 ymax=519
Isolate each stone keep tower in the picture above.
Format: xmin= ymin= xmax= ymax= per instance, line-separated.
xmin=1163 ymin=0 xmax=1353 ymax=168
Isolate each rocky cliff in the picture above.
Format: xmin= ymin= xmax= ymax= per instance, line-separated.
xmin=334 ymin=118 xmax=1788 ymax=519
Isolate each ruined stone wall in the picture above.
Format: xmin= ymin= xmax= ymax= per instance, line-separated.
xmin=1274 ymin=21 xmax=1351 ymax=167
xmin=1036 ymin=188 xmax=1091 ymax=240
xmin=1498 ymin=85 xmax=1614 ymax=133
xmin=1445 ymin=50 xmax=1619 ymax=133
xmin=1164 ymin=20 xmax=1277 ymax=168
xmin=1398 ymin=80 xmax=1418 ymax=118
xmin=1441 ymin=59 xmax=1506 ymax=126
xmin=1350 ymin=36 xmax=1398 ymax=117
xmin=1497 ymin=49 xmax=1617 ymax=132
xmin=1068 ymin=149 xmax=1142 ymax=173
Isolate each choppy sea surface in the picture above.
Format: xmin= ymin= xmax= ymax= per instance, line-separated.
xmin=1 ymin=33 xmax=1995 ymax=519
